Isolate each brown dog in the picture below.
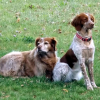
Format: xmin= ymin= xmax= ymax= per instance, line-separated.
xmin=0 ymin=37 xmax=58 ymax=80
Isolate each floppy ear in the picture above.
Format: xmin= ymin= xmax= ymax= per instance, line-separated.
xmin=51 ymin=38 xmax=57 ymax=51
xmin=71 ymin=15 xmax=83 ymax=31
xmin=35 ymin=37 xmax=40 ymax=46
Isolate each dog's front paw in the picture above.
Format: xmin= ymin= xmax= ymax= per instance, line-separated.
xmin=87 ymin=84 xmax=93 ymax=90
xmin=91 ymin=82 xmax=97 ymax=88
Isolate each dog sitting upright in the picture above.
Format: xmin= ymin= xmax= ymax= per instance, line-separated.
xmin=0 ymin=37 xmax=58 ymax=80
xmin=53 ymin=13 xmax=97 ymax=90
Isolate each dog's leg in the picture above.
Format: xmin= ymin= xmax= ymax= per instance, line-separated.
xmin=87 ymin=60 xmax=97 ymax=88
xmin=46 ymin=70 xmax=53 ymax=81
xmin=80 ymin=59 xmax=93 ymax=90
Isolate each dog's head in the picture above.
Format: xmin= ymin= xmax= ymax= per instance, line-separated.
xmin=35 ymin=37 xmax=57 ymax=57
xmin=71 ymin=13 xmax=94 ymax=31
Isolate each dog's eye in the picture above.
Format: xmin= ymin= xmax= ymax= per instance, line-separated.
xmin=83 ymin=18 xmax=87 ymax=21
xmin=91 ymin=18 xmax=94 ymax=21
xmin=44 ymin=42 xmax=48 ymax=45
xmin=37 ymin=42 xmax=40 ymax=45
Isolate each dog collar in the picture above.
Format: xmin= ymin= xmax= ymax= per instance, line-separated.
xmin=76 ymin=33 xmax=92 ymax=42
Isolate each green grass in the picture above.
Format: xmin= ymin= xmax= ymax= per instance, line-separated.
xmin=0 ymin=0 xmax=100 ymax=99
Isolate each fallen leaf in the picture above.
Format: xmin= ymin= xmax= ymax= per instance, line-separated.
xmin=17 ymin=17 xmax=20 ymax=23
xmin=39 ymin=34 xmax=43 ymax=36
xmin=63 ymin=89 xmax=68 ymax=92
xmin=5 ymin=95 xmax=10 ymax=98
xmin=33 ymin=95 xmax=36 ymax=98
xmin=29 ymin=5 xmax=33 ymax=9
xmin=21 ymin=84 xmax=24 ymax=87
xmin=25 ymin=17 xmax=29 ymax=20
xmin=15 ymin=12 xmax=20 ymax=18
xmin=60 ymin=50 xmax=64 ymax=54
xmin=80 ymin=91 xmax=87 ymax=95
xmin=94 ymin=30 xmax=98 ymax=32
xmin=58 ymin=29 xmax=62 ymax=33
xmin=10 ymin=0 xmax=12 ymax=3
xmin=67 ymin=22 xmax=71 ymax=25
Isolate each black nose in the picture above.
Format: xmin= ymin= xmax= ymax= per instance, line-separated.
xmin=90 ymin=23 xmax=94 ymax=28
xmin=37 ymin=45 xmax=42 ymax=51
xmin=91 ymin=23 xmax=94 ymax=26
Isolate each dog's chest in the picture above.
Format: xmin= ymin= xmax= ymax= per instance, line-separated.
xmin=81 ymin=40 xmax=95 ymax=60
xmin=34 ymin=58 xmax=47 ymax=76
xmin=71 ymin=38 xmax=95 ymax=64
xmin=82 ymin=48 xmax=93 ymax=59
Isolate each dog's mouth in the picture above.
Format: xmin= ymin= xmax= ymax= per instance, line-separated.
xmin=87 ymin=24 xmax=94 ymax=30
xmin=89 ymin=26 xmax=94 ymax=29
xmin=86 ymin=26 xmax=94 ymax=32
xmin=37 ymin=50 xmax=48 ymax=58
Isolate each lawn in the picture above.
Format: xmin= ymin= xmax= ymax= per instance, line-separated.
xmin=0 ymin=0 xmax=100 ymax=100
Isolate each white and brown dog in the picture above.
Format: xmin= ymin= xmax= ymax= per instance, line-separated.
xmin=0 ymin=37 xmax=58 ymax=80
xmin=53 ymin=13 xmax=97 ymax=90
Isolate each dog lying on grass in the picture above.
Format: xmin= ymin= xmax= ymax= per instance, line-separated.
xmin=0 ymin=37 xmax=58 ymax=80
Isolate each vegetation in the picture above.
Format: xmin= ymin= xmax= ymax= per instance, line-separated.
xmin=0 ymin=0 xmax=100 ymax=99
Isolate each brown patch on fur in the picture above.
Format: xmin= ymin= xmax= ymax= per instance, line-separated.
xmin=60 ymin=49 xmax=78 ymax=68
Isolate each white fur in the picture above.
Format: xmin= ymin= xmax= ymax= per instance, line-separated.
xmin=53 ymin=60 xmax=83 ymax=82
xmin=37 ymin=38 xmax=51 ymax=52
xmin=7 ymin=51 xmax=21 ymax=55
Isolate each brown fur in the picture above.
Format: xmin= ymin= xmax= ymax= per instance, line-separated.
xmin=60 ymin=49 xmax=78 ymax=68
xmin=0 ymin=37 xmax=58 ymax=80
xmin=71 ymin=13 xmax=94 ymax=31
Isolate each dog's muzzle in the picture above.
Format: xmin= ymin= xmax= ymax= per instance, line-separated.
xmin=37 ymin=50 xmax=47 ymax=58
xmin=88 ymin=23 xmax=94 ymax=29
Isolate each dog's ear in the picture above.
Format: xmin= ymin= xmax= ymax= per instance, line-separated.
xmin=89 ymin=14 xmax=95 ymax=22
xmin=71 ymin=15 xmax=83 ymax=31
xmin=35 ymin=37 xmax=40 ymax=46
xmin=51 ymin=38 xmax=57 ymax=51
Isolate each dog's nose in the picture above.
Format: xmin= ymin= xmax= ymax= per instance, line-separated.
xmin=37 ymin=45 xmax=42 ymax=51
xmin=90 ymin=23 xmax=94 ymax=28
xmin=91 ymin=23 xmax=94 ymax=26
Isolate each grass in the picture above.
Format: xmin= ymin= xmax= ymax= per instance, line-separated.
xmin=0 ymin=0 xmax=100 ymax=99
